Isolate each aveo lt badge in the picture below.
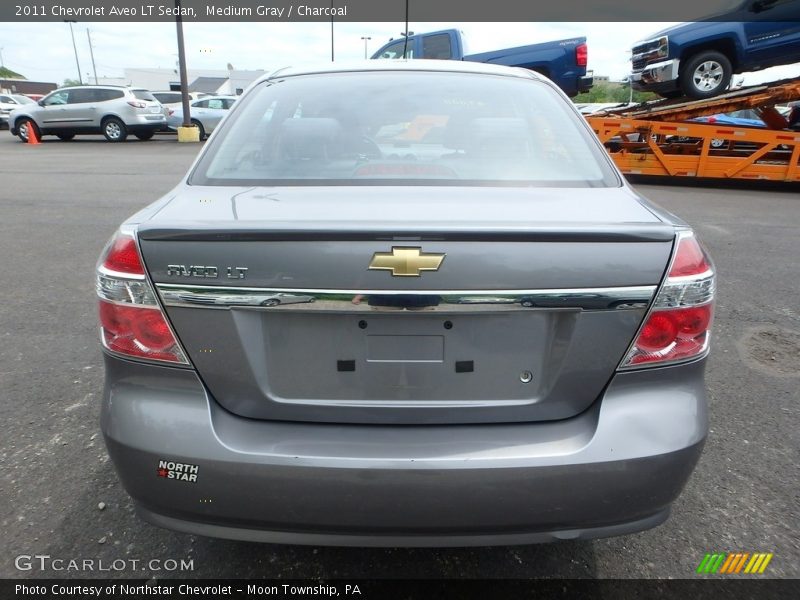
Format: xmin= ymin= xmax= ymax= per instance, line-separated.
xmin=368 ymin=247 xmax=445 ymax=277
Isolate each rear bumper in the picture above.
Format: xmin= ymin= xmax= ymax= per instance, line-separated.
xmin=578 ymin=74 xmax=594 ymax=94
xmin=101 ymin=355 xmax=708 ymax=546
xmin=561 ymin=74 xmax=594 ymax=98
xmin=127 ymin=114 xmax=167 ymax=132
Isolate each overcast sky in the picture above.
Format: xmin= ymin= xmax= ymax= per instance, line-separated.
xmin=1 ymin=21 xmax=798 ymax=87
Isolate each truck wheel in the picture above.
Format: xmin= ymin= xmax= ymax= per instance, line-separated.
xmin=657 ymin=91 xmax=683 ymax=99
xmin=679 ymin=51 xmax=732 ymax=99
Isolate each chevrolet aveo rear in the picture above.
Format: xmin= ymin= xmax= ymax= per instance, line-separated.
xmin=98 ymin=62 xmax=714 ymax=546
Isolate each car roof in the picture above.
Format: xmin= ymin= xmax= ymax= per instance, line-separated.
xmin=258 ymin=59 xmax=544 ymax=84
xmin=54 ymin=85 xmax=136 ymax=92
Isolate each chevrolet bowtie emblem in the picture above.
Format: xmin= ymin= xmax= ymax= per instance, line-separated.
xmin=368 ymin=247 xmax=446 ymax=277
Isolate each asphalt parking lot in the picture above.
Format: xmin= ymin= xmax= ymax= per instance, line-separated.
xmin=1 ymin=133 xmax=798 ymax=580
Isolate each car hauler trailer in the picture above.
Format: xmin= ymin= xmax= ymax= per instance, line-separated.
xmin=586 ymin=78 xmax=800 ymax=182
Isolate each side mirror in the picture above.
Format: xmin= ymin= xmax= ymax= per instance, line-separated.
xmin=37 ymin=99 xmax=45 ymax=106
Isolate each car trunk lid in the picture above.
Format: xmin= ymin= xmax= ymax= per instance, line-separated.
xmin=137 ymin=185 xmax=674 ymax=424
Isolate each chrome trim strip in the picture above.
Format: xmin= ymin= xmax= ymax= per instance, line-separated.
xmin=155 ymin=283 xmax=657 ymax=312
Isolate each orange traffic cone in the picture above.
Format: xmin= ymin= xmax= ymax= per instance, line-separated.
xmin=27 ymin=122 xmax=40 ymax=145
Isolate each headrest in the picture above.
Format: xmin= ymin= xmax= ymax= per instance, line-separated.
xmin=278 ymin=118 xmax=343 ymax=159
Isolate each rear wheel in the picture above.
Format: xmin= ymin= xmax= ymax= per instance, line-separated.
xmin=16 ymin=118 xmax=40 ymax=143
xmin=102 ymin=117 xmax=128 ymax=142
xmin=657 ymin=90 xmax=683 ymax=99
xmin=57 ymin=133 xmax=75 ymax=141
xmin=191 ymin=119 xmax=206 ymax=141
xmin=679 ymin=51 xmax=732 ymax=99
xmin=134 ymin=130 xmax=155 ymax=141
xmin=260 ymin=299 xmax=280 ymax=307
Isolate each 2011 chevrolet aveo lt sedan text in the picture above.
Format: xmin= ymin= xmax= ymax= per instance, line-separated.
xmin=97 ymin=61 xmax=714 ymax=546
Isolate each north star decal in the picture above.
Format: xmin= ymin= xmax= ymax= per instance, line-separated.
xmin=157 ymin=460 xmax=199 ymax=483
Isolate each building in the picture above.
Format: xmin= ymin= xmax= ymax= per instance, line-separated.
xmin=0 ymin=78 xmax=57 ymax=95
xmin=592 ymin=75 xmax=624 ymax=89
xmin=96 ymin=67 xmax=266 ymax=95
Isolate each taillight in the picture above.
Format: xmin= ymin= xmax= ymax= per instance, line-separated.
xmin=127 ymin=100 xmax=147 ymax=109
xmin=168 ymin=109 xmax=175 ymax=116
xmin=576 ymin=43 xmax=588 ymax=68
xmin=96 ymin=229 xmax=188 ymax=365
xmin=620 ymin=230 xmax=714 ymax=368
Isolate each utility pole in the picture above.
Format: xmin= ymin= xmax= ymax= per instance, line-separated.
xmin=66 ymin=21 xmax=83 ymax=84
xmin=330 ymin=2 xmax=335 ymax=61
xmin=174 ymin=0 xmax=194 ymax=138
xmin=86 ymin=29 xmax=98 ymax=84
xmin=361 ymin=36 xmax=371 ymax=59
xmin=0 ymin=48 xmax=4 ymax=68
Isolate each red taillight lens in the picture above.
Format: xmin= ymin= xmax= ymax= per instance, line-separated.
xmin=621 ymin=231 xmax=715 ymax=369
xmin=97 ymin=230 xmax=188 ymax=365
xmin=629 ymin=304 xmax=713 ymax=365
xmin=669 ymin=234 xmax=711 ymax=277
xmin=127 ymin=100 xmax=147 ymax=108
xmin=102 ymin=235 xmax=145 ymax=275
xmin=99 ymin=301 xmax=183 ymax=362
xmin=637 ymin=312 xmax=678 ymax=352
xmin=168 ymin=109 xmax=175 ymax=116
xmin=576 ymin=43 xmax=588 ymax=67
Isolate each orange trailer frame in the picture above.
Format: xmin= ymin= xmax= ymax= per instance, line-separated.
xmin=585 ymin=79 xmax=800 ymax=182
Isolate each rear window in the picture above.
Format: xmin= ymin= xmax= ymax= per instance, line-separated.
xmin=95 ymin=89 xmax=125 ymax=101
xmin=154 ymin=92 xmax=182 ymax=104
xmin=132 ymin=90 xmax=157 ymax=101
xmin=191 ymin=71 xmax=618 ymax=188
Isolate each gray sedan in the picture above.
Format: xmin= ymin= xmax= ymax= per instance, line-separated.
xmin=97 ymin=61 xmax=714 ymax=546
xmin=166 ymin=95 xmax=237 ymax=140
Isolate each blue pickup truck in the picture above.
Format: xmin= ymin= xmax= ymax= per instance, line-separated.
xmin=371 ymin=29 xmax=592 ymax=97
xmin=631 ymin=0 xmax=800 ymax=99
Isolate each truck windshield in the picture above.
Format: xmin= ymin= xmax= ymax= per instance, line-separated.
xmin=191 ymin=71 xmax=619 ymax=188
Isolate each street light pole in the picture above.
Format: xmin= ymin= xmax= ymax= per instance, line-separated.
xmin=66 ymin=21 xmax=83 ymax=84
xmin=330 ymin=2 xmax=335 ymax=61
xmin=86 ymin=29 xmax=98 ymax=84
xmin=361 ymin=36 xmax=371 ymax=59
xmin=174 ymin=0 xmax=192 ymax=129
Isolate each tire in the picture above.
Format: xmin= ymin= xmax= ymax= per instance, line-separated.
xmin=16 ymin=118 xmax=40 ymax=143
xmin=657 ymin=90 xmax=683 ymax=99
xmin=191 ymin=119 xmax=206 ymax=141
xmin=260 ymin=299 xmax=280 ymax=307
xmin=134 ymin=131 xmax=155 ymax=141
xmin=57 ymin=133 xmax=75 ymax=141
xmin=679 ymin=51 xmax=732 ymax=99
xmin=102 ymin=117 xmax=128 ymax=142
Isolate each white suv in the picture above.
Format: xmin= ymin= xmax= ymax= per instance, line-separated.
xmin=0 ymin=94 xmax=36 ymax=129
xmin=9 ymin=86 xmax=166 ymax=142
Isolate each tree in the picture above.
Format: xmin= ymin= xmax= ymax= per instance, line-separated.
xmin=62 ymin=78 xmax=82 ymax=87
xmin=0 ymin=66 xmax=25 ymax=79
xmin=573 ymin=83 xmax=657 ymax=104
